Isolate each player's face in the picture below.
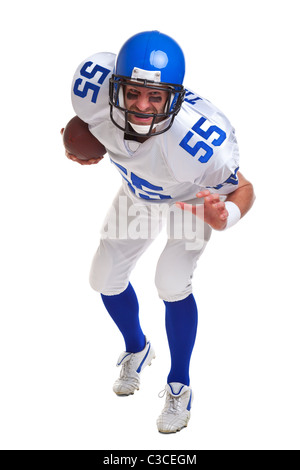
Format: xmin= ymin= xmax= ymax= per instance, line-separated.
xmin=123 ymin=84 xmax=169 ymax=126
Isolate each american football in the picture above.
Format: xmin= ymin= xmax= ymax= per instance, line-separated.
xmin=63 ymin=115 xmax=106 ymax=161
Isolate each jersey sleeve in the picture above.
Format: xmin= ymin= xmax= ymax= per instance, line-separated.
xmin=195 ymin=127 xmax=240 ymax=195
xmin=71 ymin=52 xmax=116 ymax=126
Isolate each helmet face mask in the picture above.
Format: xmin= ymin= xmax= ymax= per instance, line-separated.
xmin=109 ymin=75 xmax=185 ymax=137
xmin=109 ymin=31 xmax=186 ymax=138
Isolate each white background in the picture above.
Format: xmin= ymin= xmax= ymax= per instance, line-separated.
xmin=1 ymin=0 xmax=299 ymax=451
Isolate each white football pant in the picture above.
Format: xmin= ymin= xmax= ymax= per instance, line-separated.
xmin=89 ymin=187 xmax=211 ymax=302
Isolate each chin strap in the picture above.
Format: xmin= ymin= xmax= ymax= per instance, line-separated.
xmin=129 ymin=122 xmax=152 ymax=135
xmin=130 ymin=117 xmax=171 ymax=136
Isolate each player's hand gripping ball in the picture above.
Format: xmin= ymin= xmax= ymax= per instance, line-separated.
xmin=61 ymin=116 xmax=106 ymax=165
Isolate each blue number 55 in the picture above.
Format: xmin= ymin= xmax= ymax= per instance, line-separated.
xmin=179 ymin=117 xmax=226 ymax=163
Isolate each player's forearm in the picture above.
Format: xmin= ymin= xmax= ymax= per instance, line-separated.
xmin=225 ymin=177 xmax=255 ymax=218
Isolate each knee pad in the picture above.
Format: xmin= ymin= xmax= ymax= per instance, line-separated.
xmin=155 ymin=252 xmax=194 ymax=301
xmin=155 ymin=237 xmax=209 ymax=302
xmin=89 ymin=241 xmax=128 ymax=295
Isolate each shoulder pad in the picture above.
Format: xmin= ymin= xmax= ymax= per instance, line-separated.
xmin=183 ymin=88 xmax=232 ymax=129
xmin=71 ymin=52 xmax=116 ymax=125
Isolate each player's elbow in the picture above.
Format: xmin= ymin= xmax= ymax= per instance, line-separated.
xmin=247 ymin=180 xmax=256 ymax=209
xmin=236 ymin=173 xmax=256 ymax=213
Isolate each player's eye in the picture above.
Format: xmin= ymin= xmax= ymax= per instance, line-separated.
xmin=149 ymin=94 xmax=163 ymax=103
xmin=126 ymin=90 xmax=139 ymax=100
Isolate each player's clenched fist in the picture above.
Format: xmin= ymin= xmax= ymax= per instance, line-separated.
xmin=176 ymin=190 xmax=228 ymax=231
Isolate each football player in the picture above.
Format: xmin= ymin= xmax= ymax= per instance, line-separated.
xmin=66 ymin=31 xmax=255 ymax=433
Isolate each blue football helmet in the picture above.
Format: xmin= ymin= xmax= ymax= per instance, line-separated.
xmin=109 ymin=31 xmax=186 ymax=137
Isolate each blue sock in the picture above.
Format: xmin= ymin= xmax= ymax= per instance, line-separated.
xmin=101 ymin=283 xmax=145 ymax=353
xmin=164 ymin=294 xmax=198 ymax=386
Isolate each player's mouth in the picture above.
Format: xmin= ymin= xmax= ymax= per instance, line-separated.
xmin=129 ymin=116 xmax=154 ymax=126
xmin=129 ymin=108 xmax=156 ymax=125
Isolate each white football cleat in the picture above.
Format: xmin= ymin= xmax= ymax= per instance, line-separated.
xmin=113 ymin=339 xmax=155 ymax=396
xmin=156 ymin=382 xmax=193 ymax=433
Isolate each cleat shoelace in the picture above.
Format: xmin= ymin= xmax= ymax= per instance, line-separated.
xmin=118 ymin=357 xmax=139 ymax=386
xmin=158 ymin=389 xmax=183 ymax=414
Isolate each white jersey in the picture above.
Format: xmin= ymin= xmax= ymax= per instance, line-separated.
xmin=71 ymin=52 xmax=240 ymax=203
